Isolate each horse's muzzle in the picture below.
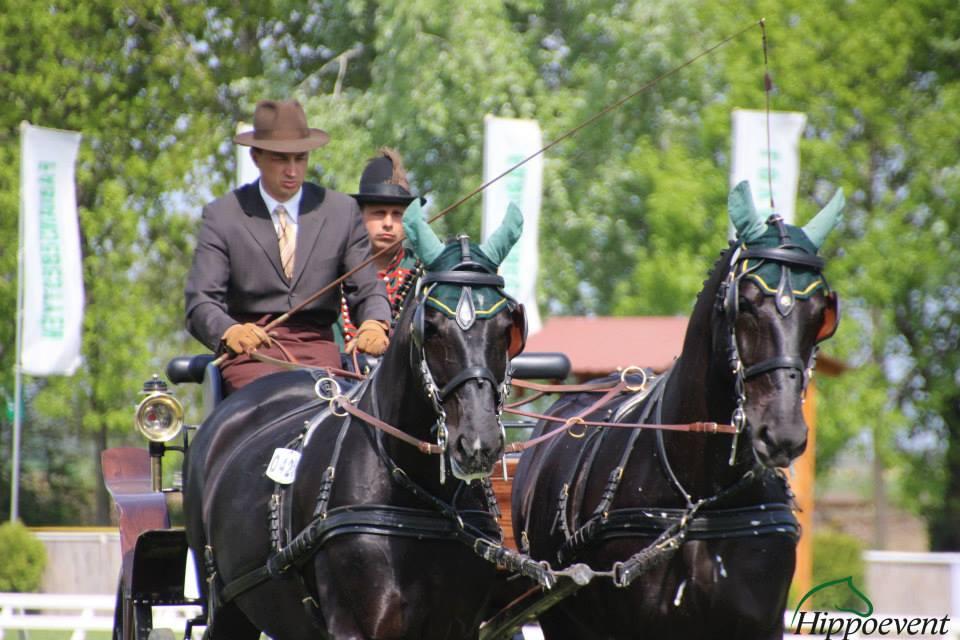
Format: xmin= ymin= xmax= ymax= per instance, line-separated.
xmin=753 ymin=422 xmax=807 ymax=468
xmin=449 ymin=431 xmax=503 ymax=480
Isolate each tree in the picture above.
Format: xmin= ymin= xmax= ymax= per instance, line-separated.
xmin=0 ymin=0 xmax=343 ymax=523
xmin=697 ymin=0 xmax=960 ymax=548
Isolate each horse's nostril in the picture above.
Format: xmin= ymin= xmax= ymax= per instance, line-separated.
xmin=758 ymin=425 xmax=775 ymax=448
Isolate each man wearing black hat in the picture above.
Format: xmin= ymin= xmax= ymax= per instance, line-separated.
xmin=185 ymin=99 xmax=391 ymax=393
xmin=339 ymin=148 xmax=421 ymax=346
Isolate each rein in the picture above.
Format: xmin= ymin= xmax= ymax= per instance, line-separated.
xmin=249 ymin=351 xmax=367 ymax=380
xmin=333 ymin=395 xmax=442 ymax=455
xmin=314 ymin=377 xmax=735 ymax=457
xmin=505 ymin=406 xmax=734 ymax=455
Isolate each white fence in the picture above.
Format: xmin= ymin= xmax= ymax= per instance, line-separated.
xmin=34 ymin=529 xmax=121 ymax=594
xmin=865 ymin=550 xmax=960 ymax=620
xmin=0 ymin=593 xmax=201 ymax=639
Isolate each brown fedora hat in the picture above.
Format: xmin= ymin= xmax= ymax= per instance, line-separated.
xmin=234 ymin=99 xmax=330 ymax=152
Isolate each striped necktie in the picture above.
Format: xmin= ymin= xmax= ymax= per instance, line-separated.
xmin=276 ymin=204 xmax=295 ymax=279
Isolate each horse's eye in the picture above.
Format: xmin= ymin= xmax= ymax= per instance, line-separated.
xmin=737 ymin=296 xmax=754 ymax=313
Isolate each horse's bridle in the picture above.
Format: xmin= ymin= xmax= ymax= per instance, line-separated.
xmin=718 ymin=216 xmax=839 ymax=464
xmin=408 ymin=245 xmax=526 ymax=480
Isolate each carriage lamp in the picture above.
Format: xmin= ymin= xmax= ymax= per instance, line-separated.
xmin=134 ymin=375 xmax=184 ymax=443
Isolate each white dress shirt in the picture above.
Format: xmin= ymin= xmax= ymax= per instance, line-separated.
xmin=258 ymin=181 xmax=302 ymax=236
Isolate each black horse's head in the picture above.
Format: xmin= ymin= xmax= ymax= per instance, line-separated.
xmin=402 ymin=202 xmax=527 ymax=480
xmin=716 ymin=181 xmax=842 ymax=467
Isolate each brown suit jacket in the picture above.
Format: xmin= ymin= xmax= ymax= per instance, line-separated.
xmin=185 ymin=181 xmax=390 ymax=351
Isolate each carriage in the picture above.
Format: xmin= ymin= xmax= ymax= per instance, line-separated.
xmin=103 ymin=184 xmax=842 ymax=640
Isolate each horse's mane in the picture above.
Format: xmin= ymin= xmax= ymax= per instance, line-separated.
xmin=682 ymin=241 xmax=736 ymax=352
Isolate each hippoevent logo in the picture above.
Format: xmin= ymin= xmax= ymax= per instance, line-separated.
xmin=790 ymin=577 xmax=951 ymax=638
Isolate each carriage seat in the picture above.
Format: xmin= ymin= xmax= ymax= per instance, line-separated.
xmin=510 ymin=352 xmax=571 ymax=380
xmin=165 ymin=354 xmax=221 ymax=419
xmin=164 ymin=351 xmax=572 ymax=418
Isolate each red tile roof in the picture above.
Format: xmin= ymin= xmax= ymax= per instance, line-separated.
xmin=526 ymin=316 xmax=688 ymax=376
xmin=526 ymin=316 xmax=847 ymax=378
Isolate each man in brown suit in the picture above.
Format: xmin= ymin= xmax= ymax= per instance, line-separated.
xmin=185 ymin=99 xmax=390 ymax=393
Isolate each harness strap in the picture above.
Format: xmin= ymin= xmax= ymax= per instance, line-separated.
xmin=561 ymin=428 xmax=613 ymax=540
xmin=590 ymin=503 xmax=799 ymax=542
xmin=421 ymin=271 xmax=505 ymax=288
xmin=588 ymin=372 xmax=669 ymax=521
xmin=551 ymin=374 xmax=664 ymax=557
xmin=313 ymin=415 xmax=353 ymax=519
xmin=741 ymin=246 xmax=825 ymax=269
xmin=220 ymin=505 xmax=500 ymax=604
xmin=504 ymin=379 xmax=623 ymax=411
xmin=221 ymin=564 xmax=273 ymax=604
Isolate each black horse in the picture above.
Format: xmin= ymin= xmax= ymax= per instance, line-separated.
xmin=184 ymin=203 xmax=530 ymax=639
xmin=511 ymin=182 xmax=843 ymax=640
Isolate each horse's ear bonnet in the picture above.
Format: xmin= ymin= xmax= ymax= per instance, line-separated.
xmin=728 ymin=180 xmax=844 ymax=300
xmin=403 ymin=199 xmax=445 ymax=265
xmin=404 ymin=201 xmax=527 ymax=358
xmin=727 ymin=181 xmax=843 ymax=339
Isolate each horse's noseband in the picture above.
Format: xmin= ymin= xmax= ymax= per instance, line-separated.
xmin=437 ymin=366 xmax=500 ymax=401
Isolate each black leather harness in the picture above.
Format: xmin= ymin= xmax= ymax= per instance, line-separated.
xmin=535 ymin=368 xmax=799 ymax=588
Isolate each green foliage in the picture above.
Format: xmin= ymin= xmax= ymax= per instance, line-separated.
xmin=0 ymin=0 xmax=342 ymax=523
xmin=1 ymin=0 xmax=959 ymax=544
xmin=0 ymin=522 xmax=47 ymax=592
xmin=810 ymin=530 xmax=866 ymax=611
xmin=692 ymin=0 xmax=960 ymax=547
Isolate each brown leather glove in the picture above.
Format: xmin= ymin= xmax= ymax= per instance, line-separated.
xmin=222 ymin=323 xmax=272 ymax=355
xmin=345 ymin=319 xmax=390 ymax=356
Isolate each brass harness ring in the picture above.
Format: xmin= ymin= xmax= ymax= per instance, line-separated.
xmin=565 ymin=416 xmax=587 ymax=439
xmin=329 ymin=396 xmax=349 ymax=418
xmin=619 ymin=365 xmax=648 ymax=392
xmin=314 ymin=376 xmax=342 ymax=401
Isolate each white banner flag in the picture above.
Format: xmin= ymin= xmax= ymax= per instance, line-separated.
xmin=481 ymin=116 xmax=543 ymax=334
xmin=20 ymin=124 xmax=84 ymax=376
xmin=236 ymin=123 xmax=259 ymax=187
xmin=731 ymin=109 xmax=806 ymax=224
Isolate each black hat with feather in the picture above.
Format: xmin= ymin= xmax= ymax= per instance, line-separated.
xmin=352 ymin=147 xmax=421 ymax=206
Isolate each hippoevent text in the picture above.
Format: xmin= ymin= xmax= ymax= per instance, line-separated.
xmin=793 ymin=610 xmax=951 ymax=638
